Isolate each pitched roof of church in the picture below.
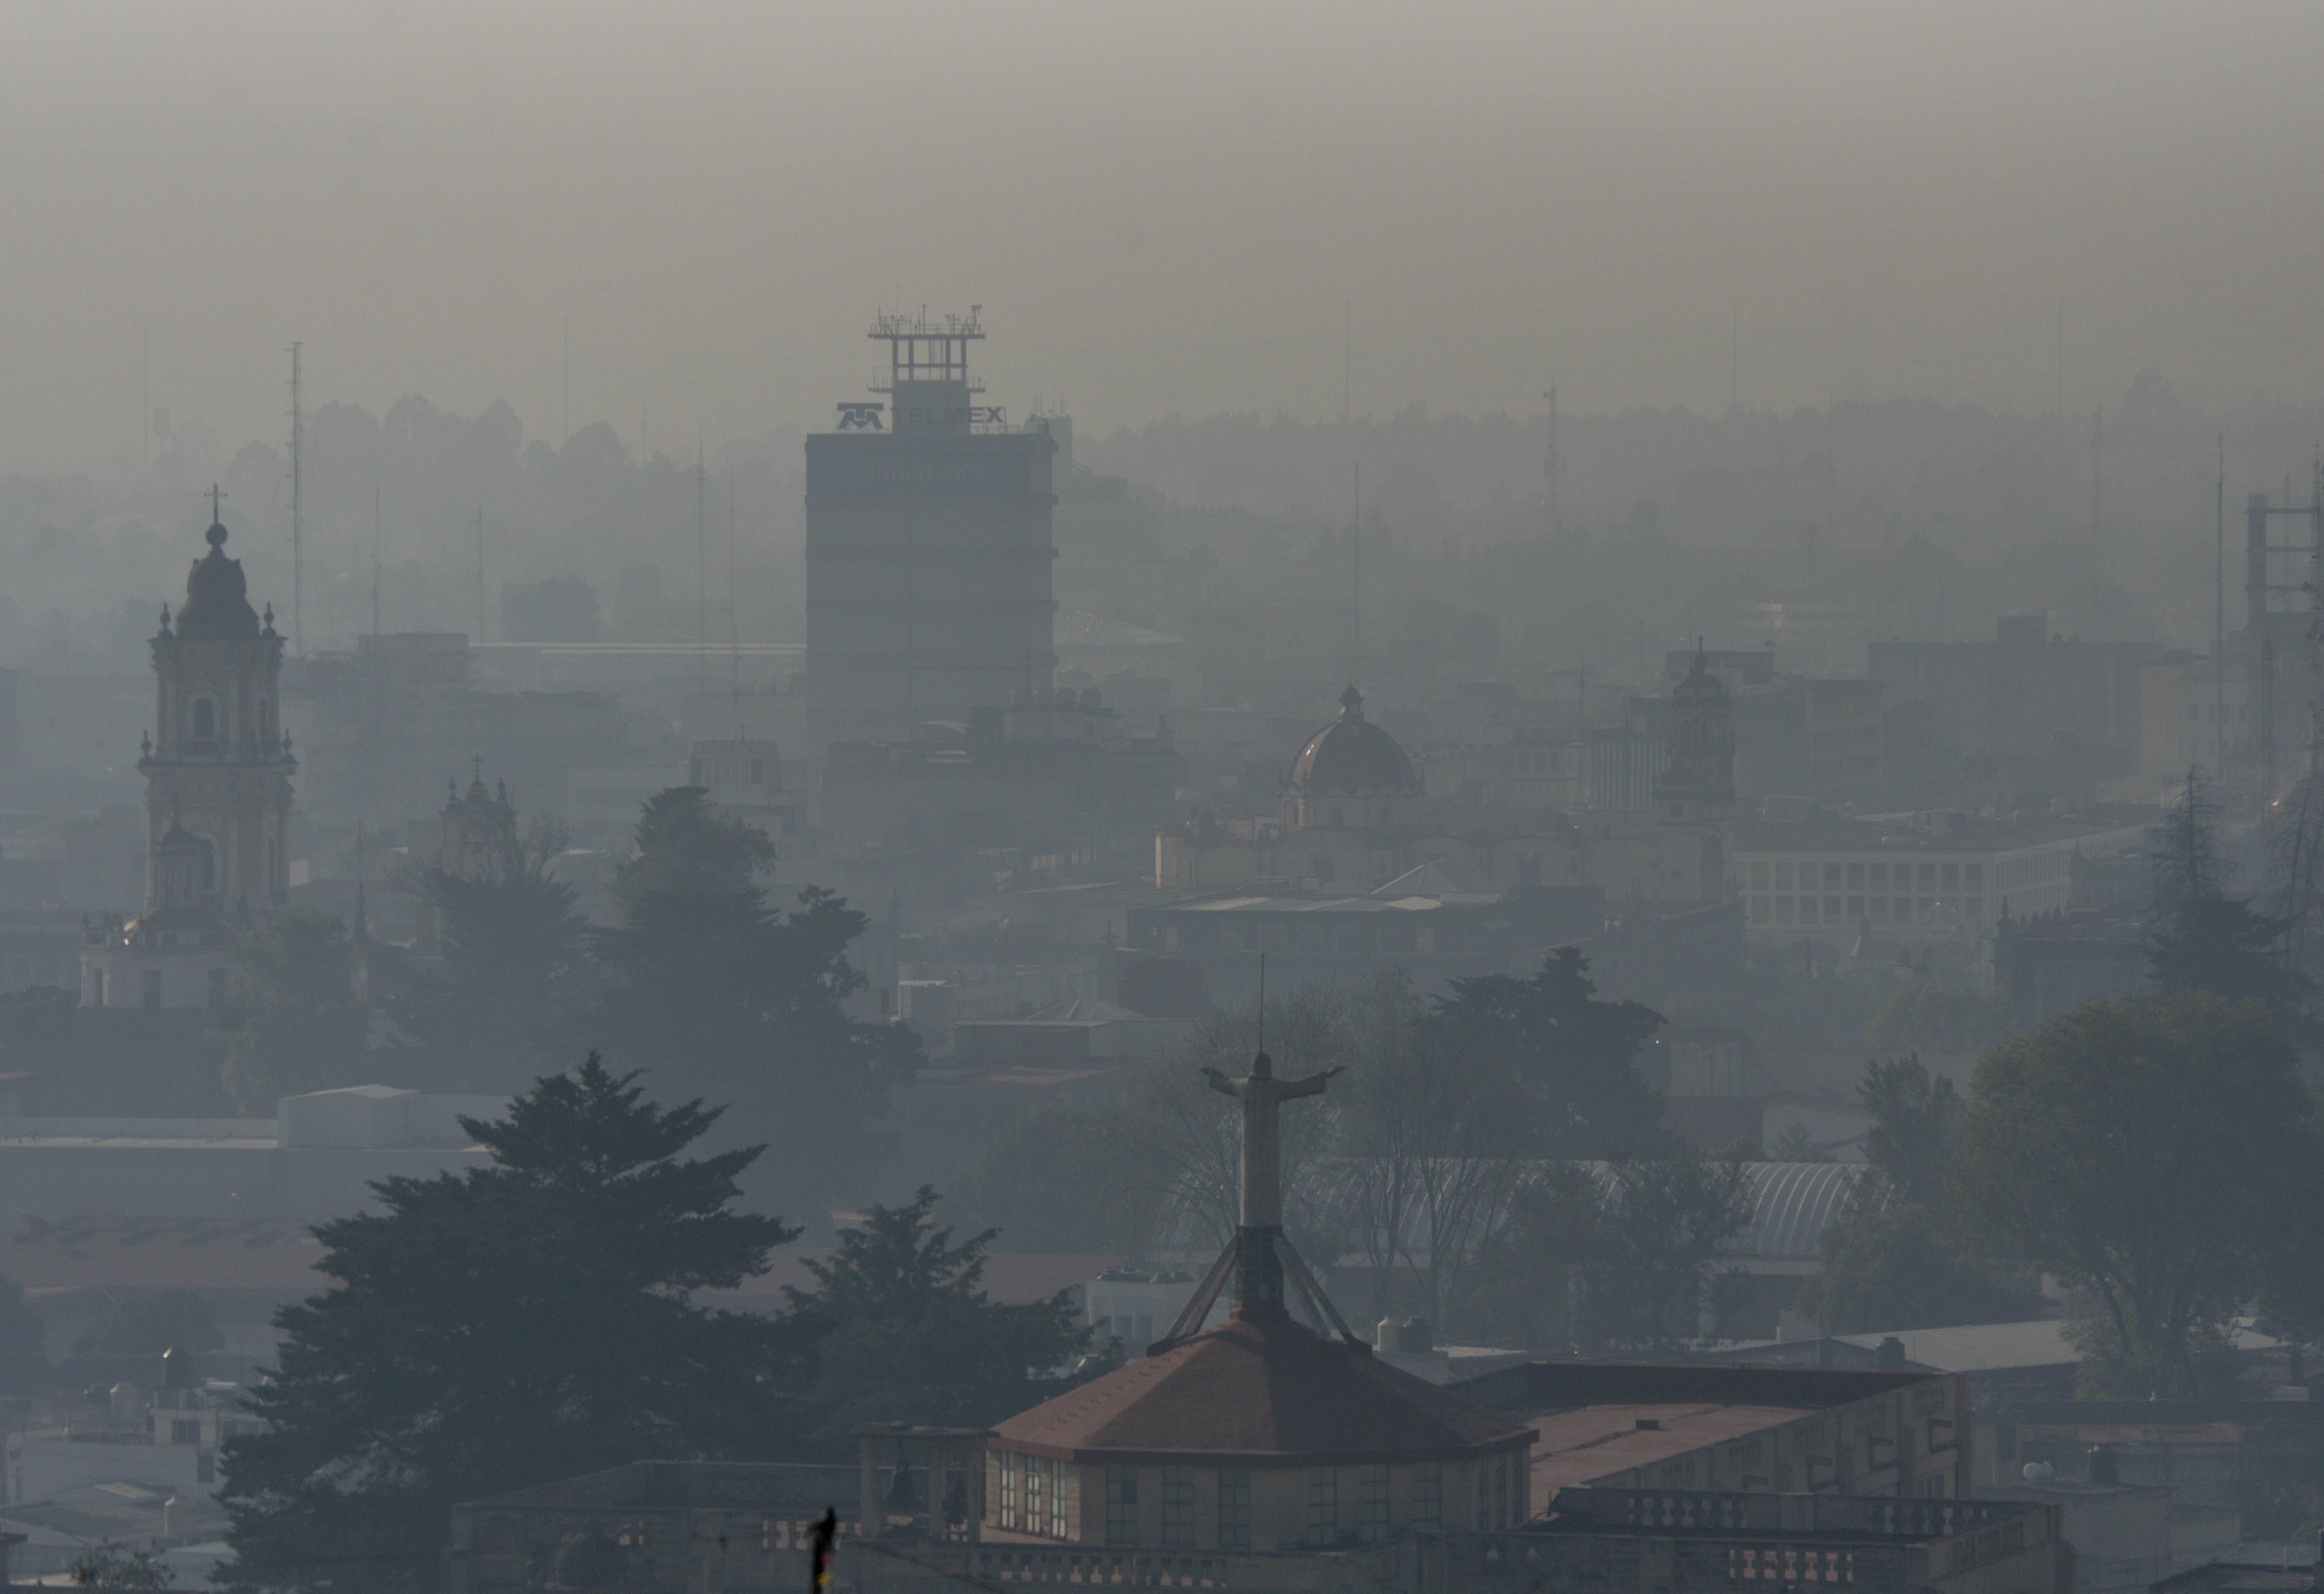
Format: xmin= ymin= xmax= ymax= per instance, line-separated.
xmin=990 ymin=1311 xmax=1536 ymax=1467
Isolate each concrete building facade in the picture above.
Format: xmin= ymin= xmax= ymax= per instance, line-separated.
xmin=805 ymin=311 xmax=1056 ymax=747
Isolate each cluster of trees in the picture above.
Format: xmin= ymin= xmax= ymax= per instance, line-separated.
xmin=218 ymin=1057 xmax=1091 ymax=1594
xmin=970 ymin=950 xmax=1751 ymax=1352
xmin=223 ymin=787 xmax=918 ymax=1215
xmin=1805 ymin=774 xmax=2324 ymax=1396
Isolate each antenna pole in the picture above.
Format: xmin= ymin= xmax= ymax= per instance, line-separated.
xmin=370 ymin=485 xmax=382 ymax=641
xmin=289 ymin=340 xmax=304 ymax=655
xmin=475 ymin=507 xmax=487 ymax=644
xmin=2216 ymin=437 xmax=2226 ymax=779
xmin=729 ymin=474 xmax=742 ymax=740
xmin=1351 ymin=465 xmax=1362 ymax=672
xmin=1544 ymin=385 xmax=1560 ymax=539
xmin=1257 ymin=953 xmax=1267 ymax=1056
xmin=2092 ymin=403 xmax=2103 ymax=544
xmin=696 ymin=443 xmax=709 ymax=688
xmin=141 ymin=325 xmax=150 ymax=472
xmin=560 ymin=317 xmax=570 ymax=449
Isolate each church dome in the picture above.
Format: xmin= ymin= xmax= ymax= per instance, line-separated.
xmin=1287 ymin=686 xmax=1418 ymax=795
xmin=174 ymin=519 xmax=262 ymax=641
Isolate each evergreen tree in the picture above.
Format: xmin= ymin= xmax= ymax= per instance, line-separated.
xmin=580 ymin=787 xmax=918 ymax=1210
xmin=221 ymin=909 xmax=373 ymax=1113
xmin=217 ymin=1058 xmax=809 ymax=1594
xmin=401 ymin=813 xmax=588 ymax=1093
xmin=1426 ymin=948 xmax=1668 ymax=1158
xmin=2145 ymin=769 xmax=2311 ymax=1023
xmin=786 ymin=1188 xmax=1094 ymax=1451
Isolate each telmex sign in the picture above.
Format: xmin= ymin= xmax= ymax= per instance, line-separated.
xmin=838 ymin=401 xmax=1010 ymax=431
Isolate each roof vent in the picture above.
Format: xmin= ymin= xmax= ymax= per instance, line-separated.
xmin=1635 ymin=1417 xmax=1662 ymax=1431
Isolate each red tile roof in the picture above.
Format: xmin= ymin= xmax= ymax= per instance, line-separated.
xmin=1527 ymin=1402 xmax=1813 ymax=1503
xmin=991 ymin=1312 xmax=1536 ymax=1467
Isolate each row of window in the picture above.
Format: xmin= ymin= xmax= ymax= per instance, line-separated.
xmin=1088 ymin=1459 xmax=1515 ymax=1548
xmin=995 ymin=1453 xmax=1070 ymax=1540
xmin=1748 ymin=860 xmax=1983 ymax=893
xmin=1751 ymin=895 xmax=1986 ymax=928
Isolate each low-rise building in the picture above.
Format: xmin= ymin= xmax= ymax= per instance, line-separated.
xmin=1728 ymin=810 xmax=2147 ymax=954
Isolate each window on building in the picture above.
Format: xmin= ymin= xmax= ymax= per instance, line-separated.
xmin=207 ymin=968 xmax=228 ymax=1008
xmin=1847 ymin=862 xmax=1864 ymax=890
xmin=1050 ymin=1459 xmax=1069 ymax=1540
xmin=1412 ymin=1463 xmax=1441 ymax=1531
xmin=1798 ymin=896 xmax=1817 ymax=924
xmin=1965 ymin=863 xmax=1982 ymax=889
xmin=1824 ymin=896 xmax=1841 ymax=921
xmin=1775 ymin=897 xmax=1793 ymax=924
xmin=1775 ymin=862 xmax=1794 ymax=890
xmin=1357 ymin=1465 xmax=1390 ymax=1543
xmin=1751 ymin=862 xmax=1769 ymax=889
xmin=1869 ymin=861 xmax=1888 ymax=890
xmin=1847 ymin=896 xmax=1864 ymax=920
xmin=1825 ymin=863 xmax=1844 ymax=890
xmin=1106 ymin=1465 xmax=1138 ymax=1545
xmin=191 ymin=698 xmax=216 ymax=740
xmin=140 ymin=969 xmax=163 ymax=1008
xmin=1941 ymin=863 xmax=1958 ymax=891
xmin=1218 ymin=1468 xmax=1251 ymax=1550
xmin=1023 ymin=1455 xmax=1045 ymax=1536
xmin=1918 ymin=863 xmax=1936 ymax=890
xmin=1161 ymin=1466 xmax=1195 ymax=1547
xmin=1000 ymin=1454 xmax=1020 ymax=1531
xmin=1306 ymin=1468 xmax=1338 ymax=1545
xmin=1870 ymin=897 xmax=1888 ymax=925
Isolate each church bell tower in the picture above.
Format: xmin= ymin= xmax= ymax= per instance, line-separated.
xmin=82 ymin=496 xmax=296 ymax=1008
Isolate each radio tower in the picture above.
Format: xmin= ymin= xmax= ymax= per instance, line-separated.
xmin=287 ymin=341 xmax=304 ymax=654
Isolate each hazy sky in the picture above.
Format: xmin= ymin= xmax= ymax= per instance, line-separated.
xmin=5 ymin=1 xmax=2323 ymax=475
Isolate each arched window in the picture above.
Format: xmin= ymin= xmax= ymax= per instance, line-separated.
xmin=190 ymin=698 xmax=216 ymax=740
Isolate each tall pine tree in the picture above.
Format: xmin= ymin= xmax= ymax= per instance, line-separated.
xmin=217 ymin=1058 xmax=809 ymax=1594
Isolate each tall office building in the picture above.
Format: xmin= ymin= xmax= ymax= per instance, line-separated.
xmin=805 ymin=310 xmax=1056 ymax=747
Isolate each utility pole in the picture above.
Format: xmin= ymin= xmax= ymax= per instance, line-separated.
xmin=288 ymin=341 xmax=304 ymax=654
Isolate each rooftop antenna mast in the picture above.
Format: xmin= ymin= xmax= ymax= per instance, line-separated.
xmin=475 ymin=508 xmax=487 ymax=645
xmin=288 ymin=341 xmax=304 ymax=654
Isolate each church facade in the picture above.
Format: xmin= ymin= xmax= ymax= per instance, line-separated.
xmin=82 ymin=508 xmax=295 ymax=1008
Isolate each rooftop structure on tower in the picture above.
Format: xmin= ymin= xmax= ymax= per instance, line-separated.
xmin=982 ymin=1041 xmax=1536 ymax=1548
xmin=805 ymin=309 xmax=1057 ymax=748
